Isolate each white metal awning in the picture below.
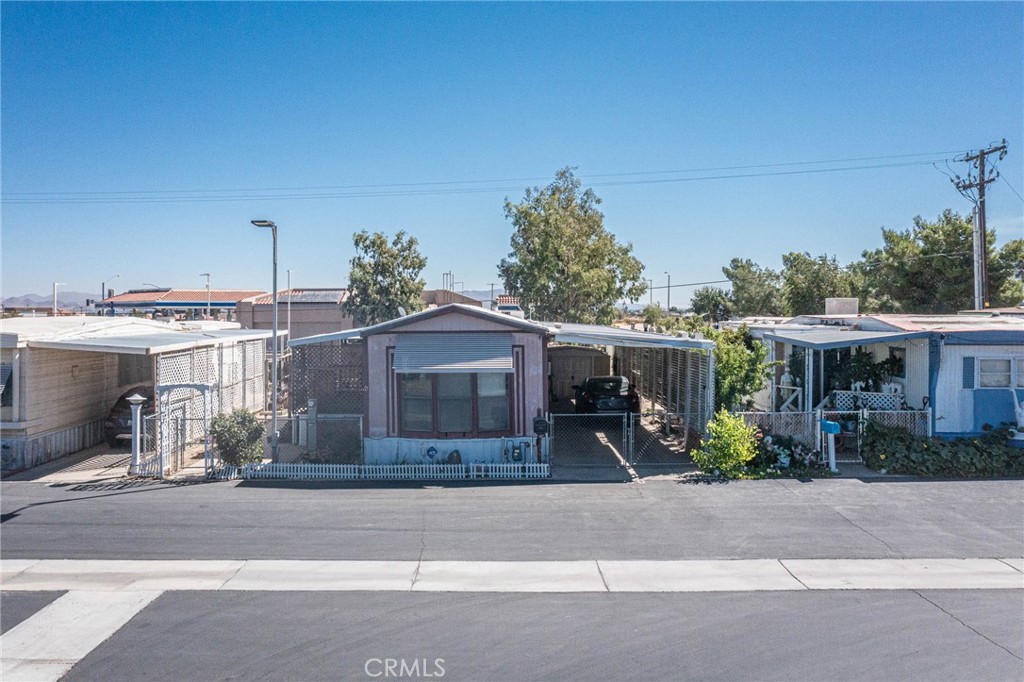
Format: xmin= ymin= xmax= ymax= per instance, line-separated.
xmin=27 ymin=329 xmax=276 ymax=355
xmin=393 ymin=334 xmax=513 ymax=373
xmin=762 ymin=329 xmax=929 ymax=350
xmin=549 ymin=322 xmax=716 ymax=351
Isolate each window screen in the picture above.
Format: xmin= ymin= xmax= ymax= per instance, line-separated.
xmin=400 ymin=373 xmax=433 ymax=432
xmin=979 ymin=359 xmax=1011 ymax=387
xmin=477 ymin=373 xmax=510 ymax=431
xmin=438 ymin=374 xmax=472 ymax=432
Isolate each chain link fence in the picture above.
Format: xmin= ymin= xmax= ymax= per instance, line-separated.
xmin=630 ymin=412 xmax=699 ymax=466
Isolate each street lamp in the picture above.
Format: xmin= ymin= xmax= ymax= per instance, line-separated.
xmin=286 ymin=269 xmax=293 ymax=343
xmin=102 ymin=274 xmax=120 ymax=306
xmin=199 ymin=273 xmax=212 ymax=319
xmin=646 ymin=279 xmax=654 ymax=305
xmin=664 ymin=272 xmax=671 ymax=313
xmin=251 ymin=219 xmax=279 ymax=462
xmin=52 ymin=282 xmax=66 ymax=316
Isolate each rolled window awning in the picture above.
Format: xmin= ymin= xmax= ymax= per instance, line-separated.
xmin=394 ymin=334 xmax=513 ymax=373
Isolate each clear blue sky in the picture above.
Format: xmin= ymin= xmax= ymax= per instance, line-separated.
xmin=3 ymin=2 xmax=1022 ymax=306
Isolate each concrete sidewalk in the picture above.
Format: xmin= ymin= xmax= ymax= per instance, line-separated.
xmin=4 ymin=558 xmax=1022 ymax=592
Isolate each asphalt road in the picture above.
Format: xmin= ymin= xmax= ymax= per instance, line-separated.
xmin=2 ymin=477 xmax=1022 ymax=681
xmin=1 ymin=478 xmax=1021 ymax=561
xmin=53 ymin=590 xmax=1024 ymax=681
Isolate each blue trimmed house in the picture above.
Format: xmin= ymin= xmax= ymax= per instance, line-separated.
xmin=758 ymin=313 xmax=1024 ymax=438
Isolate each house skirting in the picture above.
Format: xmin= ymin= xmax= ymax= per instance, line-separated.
xmin=363 ymin=436 xmax=546 ymax=466
xmin=1 ymin=419 xmax=105 ymax=474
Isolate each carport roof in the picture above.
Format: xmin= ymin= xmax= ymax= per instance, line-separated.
xmin=28 ymin=328 xmax=276 ymax=355
xmin=548 ymin=322 xmax=715 ymax=351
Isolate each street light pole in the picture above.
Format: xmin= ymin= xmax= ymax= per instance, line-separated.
xmin=646 ymin=279 xmax=654 ymax=305
xmin=102 ymin=274 xmax=120 ymax=314
xmin=286 ymin=269 xmax=292 ymax=343
xmin=52 ymin=282 xmax=66 ymax=316
xmin=251 ymin=220 xmax=279 ymax=462
xmin=665 ymin=272 xmax=671 ymax=313
xmin=199 ymin=273 xmax=212 ymax=319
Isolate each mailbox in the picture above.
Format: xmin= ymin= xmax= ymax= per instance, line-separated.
xmin=820 ymin=419 xmax=841 ymax=435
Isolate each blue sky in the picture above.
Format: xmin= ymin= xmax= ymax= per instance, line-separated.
xmin=3 ymin=2 xmax=1022 ymax=306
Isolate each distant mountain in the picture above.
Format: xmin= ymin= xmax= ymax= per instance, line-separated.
xmin=461 ymin=289 xmax=503 ymax=305
xmin=3 ymin=291 xmax=95 ymax=308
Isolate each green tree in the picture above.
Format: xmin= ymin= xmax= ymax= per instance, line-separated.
xmin=641 ymin=303 xmax=663 ymax=330
xmin=498 ymin=168 xmax=646 ymax=324
xmin=690 ymin=286 xmax=733 ymax=322
xmin=712 ymin=325 xmax=774 ymax=411
xmin=722 ymin=258 xmax=783 ymax=316
xmin=781 ymin=252 xmax=858 ymax=316
xmin=860 ymin=210 xmax=1022 ymax=312
xmin=342 ymin=230 xmax=427 ymax=326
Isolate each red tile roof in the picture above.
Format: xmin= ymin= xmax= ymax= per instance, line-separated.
xmin=102 ymin=289 xmax=265 ymax=305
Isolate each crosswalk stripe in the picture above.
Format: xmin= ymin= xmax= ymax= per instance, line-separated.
xmin=0 ymin=590 xmax=161 ymax=682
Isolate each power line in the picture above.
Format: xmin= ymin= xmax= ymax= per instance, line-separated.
xmin=1 ymin=158 xmax=954 ymax=205
xmin=2 ymin=149 xmax=960 ymax=198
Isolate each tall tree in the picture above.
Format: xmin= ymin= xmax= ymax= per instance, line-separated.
xmin=498 ymin=168 xmax=646 ymax=324
xmin=722 ymin=258 xmax=783 ymax=316
xmin=690 ymin=286 xmax=733 ymax=322
xmin=342 ymin=230 xmax=426 ymax=326
xmin=781 ymin=252 xmax=858 ymax=316
xmin=860 ymin=210 xmax=1021 ymax=313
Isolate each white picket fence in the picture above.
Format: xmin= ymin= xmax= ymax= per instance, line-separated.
xmin=213 ymin=462 xmax=550 ymax=481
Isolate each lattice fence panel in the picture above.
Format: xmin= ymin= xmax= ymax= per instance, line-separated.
xmin=292 ymin=341 xmax=367 ymax=415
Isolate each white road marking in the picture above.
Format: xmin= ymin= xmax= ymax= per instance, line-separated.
xmin=1 ymin=559 xmax=40 ymax=583
xmin=0 ymin=589 xmax=161 ymax=682
xmin=2 ymin=559 xmax=1021 ymax=594
xmin=781 ymin=558 xmax=1024 ymax=590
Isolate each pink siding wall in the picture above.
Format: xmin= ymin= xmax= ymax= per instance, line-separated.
xmin=365 ymin=312 xmax=546 ymax=438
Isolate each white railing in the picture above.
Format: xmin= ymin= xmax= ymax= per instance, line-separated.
xmin=211 ymin=462 xmax=551 ymax=481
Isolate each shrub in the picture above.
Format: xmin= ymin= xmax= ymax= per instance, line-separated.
xmin=861 ymin=422 xmax=1024 ymax=478
xmin=210 ymin=410 xmax=265 ymax=466
xmin=692 ymin=408 xmax=758 ymax=478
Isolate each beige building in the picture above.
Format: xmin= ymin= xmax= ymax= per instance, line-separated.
xmin=236 ymin=288 xmax=483 ymax=342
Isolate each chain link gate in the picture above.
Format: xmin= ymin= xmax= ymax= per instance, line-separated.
xmin=549 ymin=413 xmax=630 ymax=468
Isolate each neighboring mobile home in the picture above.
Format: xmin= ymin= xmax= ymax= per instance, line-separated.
xmin=756 ymin=313 xmax=1024 ymax=438
xmin=1 ymin=316 xmax=273 ymax=474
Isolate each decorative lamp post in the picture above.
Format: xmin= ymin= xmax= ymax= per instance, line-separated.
xmin=251 ymin=220 xmax=279 ymax=462
xmin=127 ymin=392 xmax=147 ymax=475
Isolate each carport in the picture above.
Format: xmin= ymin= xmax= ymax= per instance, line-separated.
xmin=545 ymin=323 xmax=715 ymax=470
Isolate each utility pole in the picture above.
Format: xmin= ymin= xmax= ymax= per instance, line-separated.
xmin=487 ymin=282 xmax=497 ymax=309
xmin=954 ymin=140 xmax=1007 ymax=309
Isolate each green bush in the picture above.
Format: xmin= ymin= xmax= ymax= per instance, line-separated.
xmin=210 ymin=410 xmax=265 ymax=466
xmin=692 ymin=408 xmax=758 ymax=478
xmin=861 ymin=422 xmax=1024 ymax=478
